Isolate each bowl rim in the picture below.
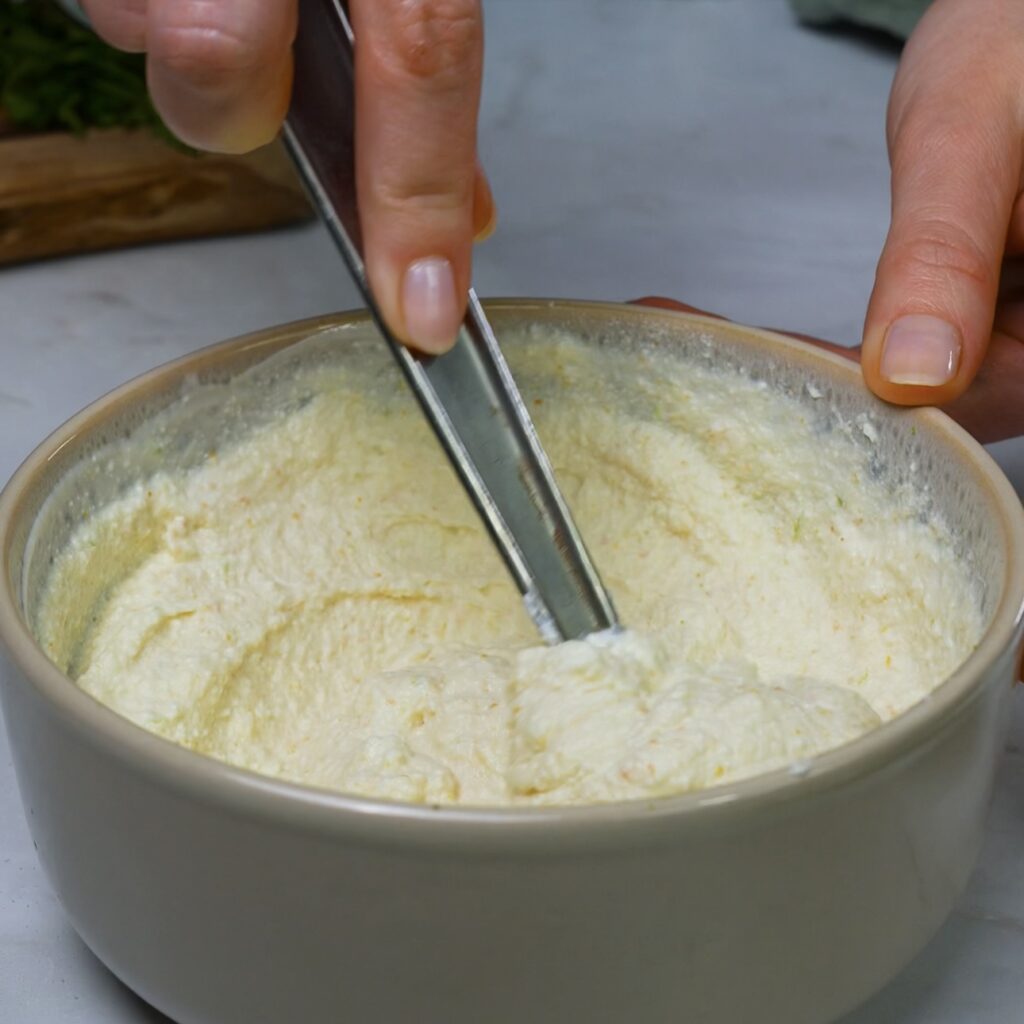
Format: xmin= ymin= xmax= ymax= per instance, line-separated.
xmin=2 ymin=299 xmax=1023 ymax=846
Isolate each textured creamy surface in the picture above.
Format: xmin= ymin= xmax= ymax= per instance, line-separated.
xmin=39 ymin=334 xmax=983 ymax=805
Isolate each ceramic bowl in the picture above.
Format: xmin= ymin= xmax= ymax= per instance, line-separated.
xmin=2 ymin=301 xmax=1022 ymax=1024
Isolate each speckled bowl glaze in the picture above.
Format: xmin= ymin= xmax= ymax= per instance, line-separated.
xmin=2 ymin=302 xmax=1022 ymax=1024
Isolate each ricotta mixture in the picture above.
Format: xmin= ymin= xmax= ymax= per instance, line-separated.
xmin=38 ymin=332 xmax=983 ymax=805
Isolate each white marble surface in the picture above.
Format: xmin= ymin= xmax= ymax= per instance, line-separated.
xmin=1 ymin=1 xmax=1021 ymax=1021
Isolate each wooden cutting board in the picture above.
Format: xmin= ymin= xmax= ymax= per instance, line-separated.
xmin=0 ymin=128 xmax=313 ymax=266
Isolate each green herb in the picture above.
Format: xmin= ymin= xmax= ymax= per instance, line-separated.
xmin=0 ymin=0 xmax=176 ymax=144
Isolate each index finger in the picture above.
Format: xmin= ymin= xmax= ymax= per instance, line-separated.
xmin=350 ymin=0 xmax=484 ymax=354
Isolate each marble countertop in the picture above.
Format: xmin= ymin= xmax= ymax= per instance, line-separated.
xmin=1 ymin=1 xmax=1021 ymax=1020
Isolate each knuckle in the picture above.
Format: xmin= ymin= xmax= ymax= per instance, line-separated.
xmin=82 ymin=0 xmax=147 ymax=51
xmin=372 ymin=172 xmax=475 ymax=218
xmin=382 ymin=0 xmax=482 ymax=87
xmin=884 ymin=218 xmax=997 ymax=293
xmin=149 ymin=18 xmax=269 ymax=94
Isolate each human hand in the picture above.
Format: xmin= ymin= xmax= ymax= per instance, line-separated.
xmin=632 ymin=0 xmax=1024 ymax=447
xmin=858 ymin=0 xmax=1024 ymax=431
xmin=81 ymin=0 xmax=496 ymax=354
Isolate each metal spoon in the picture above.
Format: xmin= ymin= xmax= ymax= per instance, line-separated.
xmin=283 ymin=0 xmax=619 ymax=643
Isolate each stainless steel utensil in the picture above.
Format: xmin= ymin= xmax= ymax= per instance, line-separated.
xmin=282 ymin=0 xmax=618 ymax=643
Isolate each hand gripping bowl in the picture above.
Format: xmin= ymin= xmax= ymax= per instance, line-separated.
xmin=1 ymin=301 xmax=1022 ymax=1024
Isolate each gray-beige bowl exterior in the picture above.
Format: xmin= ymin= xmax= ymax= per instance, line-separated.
xmin=1 ymin=302 xmax=1022 ymax=1024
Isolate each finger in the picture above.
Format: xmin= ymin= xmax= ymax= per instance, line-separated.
xmin=351 ymin=0 xmax=484 ymax=354
xmin=146 ymin=0 xmax=296 ymax=153
xmin=472 ymin=164 xmax=497 ymax=242
xmin=630 ymin=296 xmax=728 ymax=319
xmin=862 ymin=52 xmax=1023 ymax=405
xmin=81 ymin=0 xmax=148 ymax=52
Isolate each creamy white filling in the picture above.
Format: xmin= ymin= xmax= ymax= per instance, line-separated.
xmin=39 ymin=335 xmax=983 ymax=805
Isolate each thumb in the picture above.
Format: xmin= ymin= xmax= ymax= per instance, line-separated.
xmin=862 ymin=46 xmax=1022 ymax=404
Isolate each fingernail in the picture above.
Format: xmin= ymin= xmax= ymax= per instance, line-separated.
xmin=879 ymin=315 xmax=962 ymax=386
xmin=473 ymin=173 xmax=498 ymax=242
xmin=401 ymin=257 xmax=460 ymax=354
xmin=474 ymin=203 xmax=498 ymax=243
